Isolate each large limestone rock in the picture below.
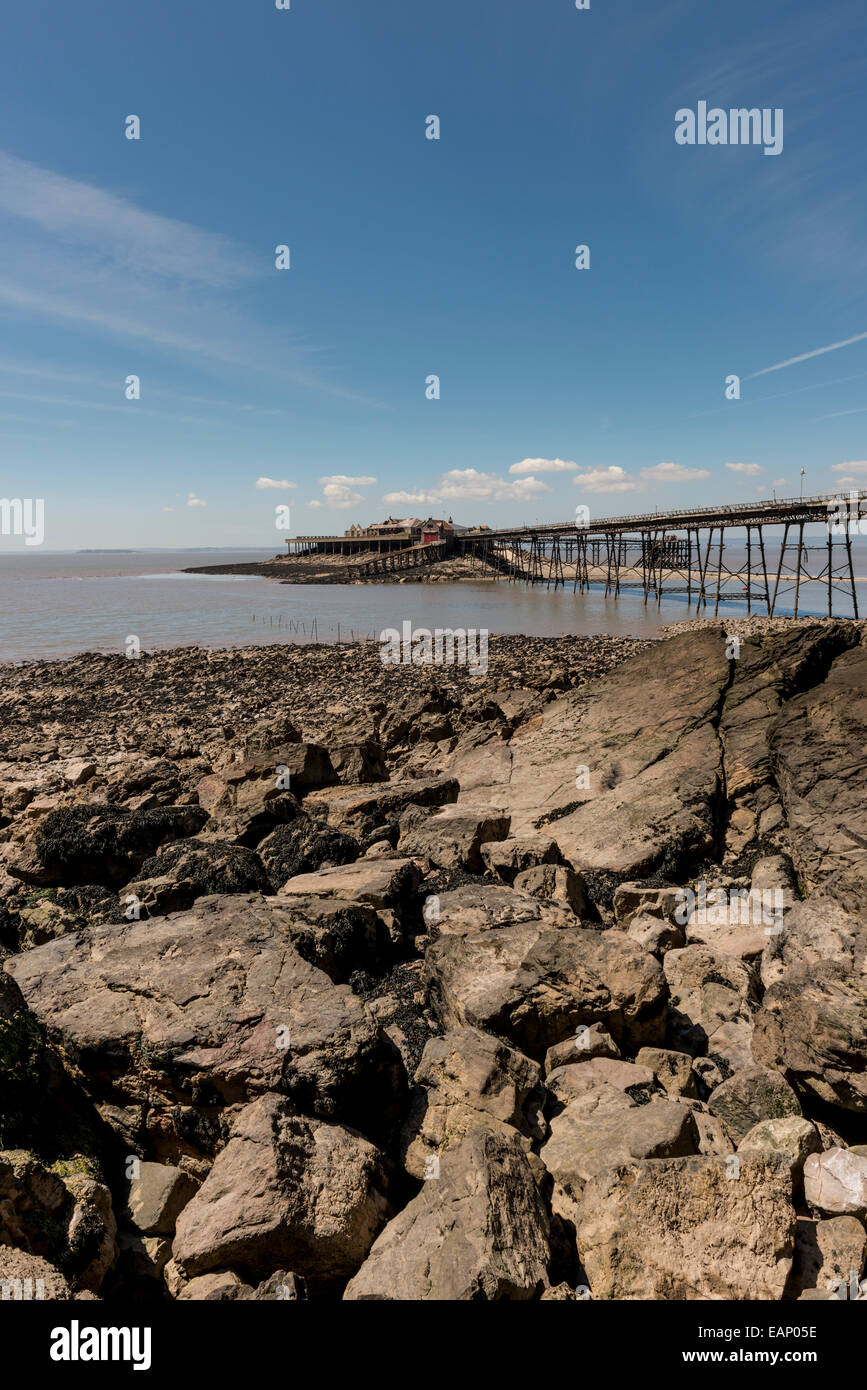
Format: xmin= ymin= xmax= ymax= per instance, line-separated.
xmin=577 ymin=1155 xmax=796 ymax=1299
xmin=542 ymin=1097 xmax=699 ymax=1225
xmin=173 ymin=1095 xmax=391 ymax=1282
xmin=718 ymin=625 xmax=859 ymax=855
xmin=8 ymin=803 xmax=209 ymax=888
xmin=4 ymin=894 xmax=397 ymax=1154
xmin=400 ymin=1028 xmax=544 ymax=1179
xmin=770 ymin=642 xmax=867 ymax=896
xmin=737 ymin=1116 xmax=821 ymax=1181
xmin=343 ymin=1128 xmax=551 ymax=1300
xmin=752 ymin=953 xmax=867 ymax=1115
xmin=127 ymin=837 xmax=270 ymax=915
xmin=544 ymin=1056 xmax=655 ymax=1107
xmin=803 ymin=1148 xmax=867 ymax=1219
xmin=302 ymin=777 xmax=459 ymax=838
xmin=663 ymin=945 xmax=758 ymax=1078
xmin=426 ymin=921 xmax=667 ymax=1060
xmin=126 ymin=1162 xmax=198 ymax=1236
xmin=424 ymin=883 xmax=576 ymax=936
xmin=398 ymin=804 xmax=510 ymax=871
xmin=707 ymin=1066 xmax=801 ymax=1141
xmin=500 ymin=629 xmax=731 ymax=881
xmin=279 ymin=857 xmax=421 ymax=913
xmin=197 ymin=747 xmax=334 ymax=845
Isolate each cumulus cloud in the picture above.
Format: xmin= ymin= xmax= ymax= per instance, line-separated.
xmin=186 ymin=492 xmax=207 ymax=507
xmin=381 ymin=490 xmax=442 ymax=505
xmin=381 ymin=469 xmax=551 ymax=505
xmin=640 ymin=462 xmax=711 ymax=482
xmin=508 ymin=457 xmax=578 ymax=475
xmin=725 ymin=462 xmax=762 ymax=476
xmin=306 ymin=499 xmax=323 ymax=508
xmin=255 ymin=476 xmax=295 ymax=489
xmin=438 ymin=468 xmax=551 ymax=501
xmin=831 ymin=460 xmax=867 ymax=473
xmin=573 ymin=466 xmax=638 ymax=494
xmin=322 ymin=482 xmax=363 ymax=508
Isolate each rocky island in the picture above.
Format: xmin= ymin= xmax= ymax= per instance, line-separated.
xmin=1 ymin=620 xmax=865 ymax=1302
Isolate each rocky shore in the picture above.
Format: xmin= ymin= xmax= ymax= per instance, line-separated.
xmin=183 ymin=553 xmax=497 ymax=584
xmin=1 ymin=622 xmax=866 ymax=1302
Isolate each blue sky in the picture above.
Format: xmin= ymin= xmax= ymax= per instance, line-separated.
xmin=2 ymin=0 xmax=867 ymax=548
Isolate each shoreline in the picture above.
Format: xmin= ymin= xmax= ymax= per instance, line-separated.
xmin=3 ymin=612 xmax=863 ymax=671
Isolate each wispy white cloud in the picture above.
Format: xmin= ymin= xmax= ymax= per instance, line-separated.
xmin=0 ymin=150 xmax=384 ymax=408
xmin=186 ymin=492 xmax=207 ymax=508
xmin=748 ymin=331 xmax=867 ymax=378
xmin=0 ymin=151 xmax=252 ymax=286
xmin=725 ymin=461 xmax=762 ymax=476
xmin=255 ymin=477 xmax=295 ymax=490
xmin=831 ymin=460 xmax=867 ymax=473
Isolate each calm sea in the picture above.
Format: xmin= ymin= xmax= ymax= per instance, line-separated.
xmin=0 ymin=546 xmax=863 ymax=664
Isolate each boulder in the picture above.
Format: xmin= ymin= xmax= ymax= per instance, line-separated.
xmin=198 ymin=749 xmax=332 ymax=844
xmin=480 ymin=837 xmax=561 ymax=884
xmin=400 ymin=1027 xmax=544 ymax=1179
xmin=398 ymin=805 xmax=511 ymax=872
xmin=627 ymin=913 xmax=684 ymax=956
xmin=279 ymin=857 xmax=422 ymax=922
xmin=8 ymin=803 xmax=209 ymax=889
xmin=172 ymin=1095 xmax=391 ymax=1283
xmin=513 ymin=864 xmax=586 ymax=916
xmin=126 ymin=1161 xmax=199 ymax=1236
xmin=737 ymin=1116 xmax=821 ymax=1181
xmin=127 ymin=837 xmax=270 ymax=915
xmin=541 ymin=1097 xmax=699 ymax=1224
xmin=634 ymin=1047 xmax=698 ymax=1098
xmin=303 ymin=777 xmax=459 ymax=839
xmin=707 ymin=1066 xmax=801 ymax=1141
xmin=613 ymin=882 xmax=681 ymax=927
xmin=752 ymin=958 xmax=867 ymax=1114
xmin=343 ymin=1128 xmax=550 ymax=1301
xmin=0 ymin=1152 xmax=116 ymax=1293
xmin=577 ymin=1155 xmax=796 ymax=1300
xmin=804 ymin=1147 xmax=867 ymax=1219
xmin=545 ymin=1056 xmax=655 ymax=1109
xmin=663 ymin=945 xmax=758 ymax=1078
xmin=426 ymin=920 xmax=668 ymax=1060
xmin=769 ymin=643 xmax=867 ymax=896
xmin=4 ymin=894 xmax=398 ymax=1153
xmin=544 ymin=1024 xmax=620 ymax=1072
xmin=501 ymin=629 xmax=731 ymax=880
xmin=424 ymin=883 xmax=576 ymax=937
